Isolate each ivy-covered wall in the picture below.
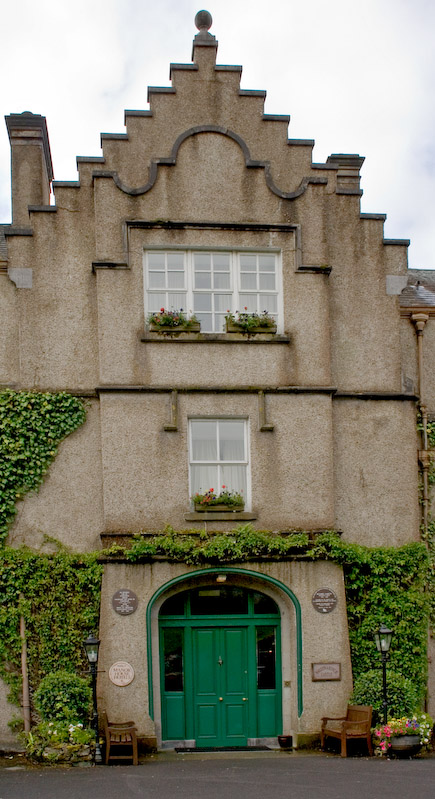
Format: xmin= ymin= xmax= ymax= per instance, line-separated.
xmin=0 ymin=390 xmax=87 ymax=545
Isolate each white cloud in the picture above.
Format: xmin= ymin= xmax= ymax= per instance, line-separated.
xmin=1 ymin=0 xmax=434 ymax=268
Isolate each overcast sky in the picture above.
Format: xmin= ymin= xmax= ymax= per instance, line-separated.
xmin=1 ymin=0 xmax=434 ymax=269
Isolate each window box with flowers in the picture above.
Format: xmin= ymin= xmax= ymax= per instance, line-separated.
xmin=192 ymin=487 xmax=245 ymax=513
xmin=373 ymin=714 xmax=433 ymax=757
xmin=225 ymin=309 xmax=277 ymax=335
xmin=148 ymin=308 xmax=200 ymax=335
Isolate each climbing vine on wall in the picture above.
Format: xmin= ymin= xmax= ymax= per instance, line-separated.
xmin=0 ymin=390 xmax=87 ymax=545
xmin=0 ymin=547 xmax=102 ymax=708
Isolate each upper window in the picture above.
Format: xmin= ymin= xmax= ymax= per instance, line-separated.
xmin=189 ymin=418 xmax=249 ymax=505
xmin=144 ymin=249 xmax=280 ymax=333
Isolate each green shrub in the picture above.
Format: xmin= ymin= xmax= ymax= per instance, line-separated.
xmin=33 ymin=670 xmax=92 ymax=724
xmin=350 ymin=669 xmax=419 ymax=725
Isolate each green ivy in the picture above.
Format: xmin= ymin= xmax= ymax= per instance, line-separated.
xmin=0 ymin=547 xmax=102 ymax=706
xmin=0 ymin=390 xmax=87 ymax=545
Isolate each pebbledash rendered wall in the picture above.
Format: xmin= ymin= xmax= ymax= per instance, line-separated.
xmin=0 ymin=13 xmax=430 ymax=746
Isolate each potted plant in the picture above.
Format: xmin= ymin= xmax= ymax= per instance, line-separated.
xmin=372 ymin=713 xmax=433 ymax=757
xmin=192 ymin=486 xmax=245 ymax=512
xmin=148 ymin=308 xmax=200 ymax=334
xmin=225 ymin=308 xmax=277 ymax=335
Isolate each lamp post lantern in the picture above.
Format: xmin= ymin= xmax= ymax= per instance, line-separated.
xmin=84 ymin=633 xmax=102 ymax=764
xmin=374 ymin=624 xmax=393 ymax=725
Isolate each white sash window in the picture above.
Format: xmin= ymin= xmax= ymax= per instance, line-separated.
xmin=189 ymin=419 xmax=249 ymax=506
xmin=144 ymin=250 xmax=281 ymax=333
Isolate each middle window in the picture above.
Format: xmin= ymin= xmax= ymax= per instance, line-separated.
xmin=144 ymin=249 xmax=280 ymax=333
xmin=189 ymin=419 xmax=249 ymax=505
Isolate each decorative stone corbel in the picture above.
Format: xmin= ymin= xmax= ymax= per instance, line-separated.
xmin=163 ymin=390 xmax=178 ymax=432
xmin=258 ymin=390 xmax=274 ymax=432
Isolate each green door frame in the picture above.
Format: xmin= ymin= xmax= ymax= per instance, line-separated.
xmin=146 ymin=567 xmax=303 ymax=720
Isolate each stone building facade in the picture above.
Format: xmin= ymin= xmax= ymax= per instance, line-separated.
xmin=0 ymin=12 xmax=433 ymax=748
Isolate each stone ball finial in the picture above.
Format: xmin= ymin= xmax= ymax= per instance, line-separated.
xmin=195 ymin=10 xmax=212 ymax=31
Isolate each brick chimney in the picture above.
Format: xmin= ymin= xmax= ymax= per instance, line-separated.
xmin=5 ymin=111 xmax=53 ymax=225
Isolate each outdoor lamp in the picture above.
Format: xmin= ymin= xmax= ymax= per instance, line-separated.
xmin=84 ymin=633 xmax=102 ymax=764
xmin=374 ymin=623 xmax=393 ymax=724
xmin=374 ymin=624 xmax=393 ymax=655
xmin=84 ymin=633 xmax=100 ymax=664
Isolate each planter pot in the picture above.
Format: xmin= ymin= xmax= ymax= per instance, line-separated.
xmin=389 ymin=735 xmax=422 ymax=757
xmin=278 ymin=735 xmax=293 ymax=750
xmin=225 ymin=320 xmax=277 ymax=335
xmin=194 ymin=503 xmax=245 ymax=513
xmin=149 ymin=322 xmax=200 ymax=334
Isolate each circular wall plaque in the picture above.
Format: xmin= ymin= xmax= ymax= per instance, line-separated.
xmin=312 ymin=588 xmax=338 ymax=614
xmin=112 ymin=589 xmax=138 ymax=616
xmin=109 ymin=661 xmax=135 ymax=687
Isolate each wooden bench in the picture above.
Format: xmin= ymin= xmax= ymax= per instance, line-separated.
xmin=321 ymin=704 xmax=373 ymax=757
xmin=103 ymin=711 xmax=138 ymax=765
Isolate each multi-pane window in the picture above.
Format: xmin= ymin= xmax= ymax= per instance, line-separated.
xmin=189 ymin=419 xmax=249 ymax=505
xmin=144 ymin=250 xmax=280 ymax=333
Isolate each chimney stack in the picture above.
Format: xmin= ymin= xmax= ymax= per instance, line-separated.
xmin=5 ymin=112 xmax=53 ymax=225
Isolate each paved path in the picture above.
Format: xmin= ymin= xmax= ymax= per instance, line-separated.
xmin=1 ymin=751 xmax=435 ymax=799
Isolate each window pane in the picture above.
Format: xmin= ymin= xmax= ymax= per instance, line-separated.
xmin=168 ymin=271 xmax=185 ymax=289
xmin=220 ymin=464 xmax=247 ymax=497
xmin=191 ymin=464 xmax=219 ymax=496
xmin=240 ymin=274 xmax=257 ymax=291
xmin=148 ymin=293 xmax=166 ymax=312
xmin=257 ymin=627 xmax=276 ymax=689
xmin=195 ymin=273 xmax=212 ymax=289
xmin=149 ymin=272 xmax=166 ymax=288
xmin=219 ymin=421 xmax=245 ymax=460
xmin=194 ymin=293 xmax=212 ymax=311
xmin=148 ymin=252 xmax=165 ymax=268
xmin=167 ymin=292 xmax=186 ymax=309
xmin=191 ymin=421 xmax=217 ymax=460
xmin=260 ymin=295 xmax=277 ymax=313
xmin=190 ymin=586 xmax=248 ymax=615
xmin=253 ymin=592 xmax=279 ymax=614
xmin=259 ymin=273 xmax=276 ymax=291
xmin=215 ymin=313 xmax=227 ymax=332
xmin=258 ymin=255 xmax=275 ymax=272
xmin=214 ymin=273 xmax=231 ymax=290
xmin=240 ymin=255 xmax=256 ymax=271
xmin=194 ymin=253 xmax=211 ymax=270
xmin=213 ymin=253 xmax=230 ymax=270
xmin=196 ymin=313 xmax=213 ymax=332
xmin=167 ymin=253 xmax=184 ymax=269
xmin=160 ymin=592 xmax=187 ymax=615
xmin=239 ymin=295 xmax=257 ymax=313
xmin=214 ymin=294 xmax=232 ymax=312
xmin=163 ymin=628 xmax=184 ymax=692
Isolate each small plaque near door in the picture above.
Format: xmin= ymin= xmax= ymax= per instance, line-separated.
xmin=109 ymin=661 xmax=135 ymax=687
xmin=312 ymin=663 xmax=341 ymax=681
xmin=112 ymin=589 xmax=138 ymax=616
xmin=311 ymin=588 xmax=337 ymax=614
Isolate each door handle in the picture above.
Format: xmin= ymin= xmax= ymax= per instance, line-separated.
xmin=219 ymin=697 xmax=223 ymax=701
xmin=242 ymin=698 xmax=248 ymax=701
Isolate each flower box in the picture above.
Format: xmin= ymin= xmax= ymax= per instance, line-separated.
xmin=194 ymin=502 xmax=245 ymax=513
xmin=149 ymin=321 xmax=201 ymax=334
xmin=225 ymin=320 xmax=277 ymax=335
xmin=389 ymin=735 xmax=422 ymax=757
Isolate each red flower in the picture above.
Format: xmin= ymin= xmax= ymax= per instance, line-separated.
xmin=160 ymin=307 xmax=165 ymax=312
xmin=222 ymin=485 xmax=226 ymax=489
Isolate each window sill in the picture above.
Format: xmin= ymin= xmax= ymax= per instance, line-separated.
xmin=141 ymin=333 xmax=290 ymax=344
xmin=185 ymin=511 xmax=257 ymax=521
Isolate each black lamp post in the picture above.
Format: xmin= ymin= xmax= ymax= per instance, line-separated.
xmin=374 ymin=623 xmax=393 ymax=724
xmin=84 ymin=633 xmax=102 ymax=764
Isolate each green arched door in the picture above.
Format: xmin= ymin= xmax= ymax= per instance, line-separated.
xmin=159 ymin=585 xmax=282 ymax=747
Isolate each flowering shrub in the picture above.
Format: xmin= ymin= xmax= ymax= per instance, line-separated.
xmin=148 ymin=308 xmax=199 ymax=331
xmin=34 ymin=670 xmax=92 ymax=724
xmin=20 ymin=720 xmax=94 ymax=762
xmin=373 ymin=713 xmax=433 ymax=754
xmin=225 ymin=308 xmax=276 ymax=332
xmin=192 ymin=486 xmax=244 ymax=509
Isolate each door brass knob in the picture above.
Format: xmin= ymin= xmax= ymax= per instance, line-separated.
xmin=219 ymin=697 xmax=223 ymax=701
xmin=242 ymin=698 xmax=248 ymax=701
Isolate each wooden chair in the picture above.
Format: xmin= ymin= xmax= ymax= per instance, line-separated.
xmin=321 ymin=704 xmax=373 ymax=757
xmin=103 ymin=711 xmax=138 ymax=765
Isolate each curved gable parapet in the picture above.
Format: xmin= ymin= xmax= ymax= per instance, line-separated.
xmin=94 ymin=125 xmax=327 ymax=199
